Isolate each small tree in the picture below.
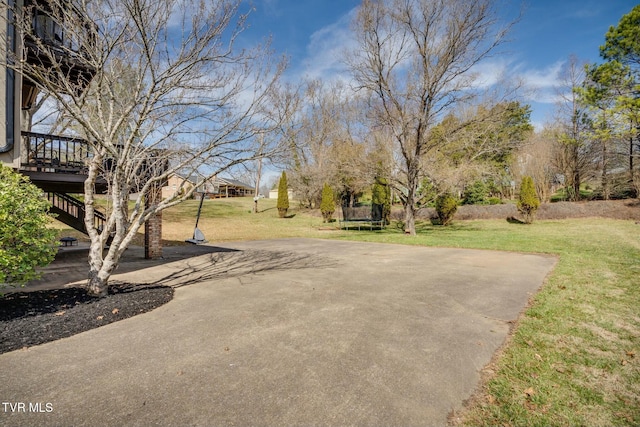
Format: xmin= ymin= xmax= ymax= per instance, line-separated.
xmin=371 ymin=176 xmax=391 ymax=225
xmin=462 ymin=180 xmax=488 ymax=205
xmin=0 ymin=166 xmax=57 ymax=287
xmin=8 ymin=0 xmax=285 ymax=297
xmin=435 ymin=193 xmax=458 ymax=226
xmin=320 ymin=183 xmax=335 ymax=222
xmin=348 ymin=0 xmax=511 ymax=235
xmin=518 ymin=176 xmax=540 ymax=224
xmin=277 ymin=171 xmax=290 ymax=218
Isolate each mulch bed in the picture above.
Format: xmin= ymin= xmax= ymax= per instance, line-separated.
xmin=0 ymin=283 xmax=173 ymax=354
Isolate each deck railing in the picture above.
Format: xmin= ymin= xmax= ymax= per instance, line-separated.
xmin=21 ymin=131 xmax=91 ymax=173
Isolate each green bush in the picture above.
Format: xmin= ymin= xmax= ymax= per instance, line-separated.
xmin=371 ymin=176 xmax=391 ymax=225
xmin=417 ymin=177 xmax=437 ymax=207
xmin=435 ymin=193 xmax=458 ymax=226
xmin=462 ymin=180 xmax=488 ymax=205
xmin=277 ymin=171 xmax=289 ymax=218
xmin=320 ymin=183 xmax=335 ymax=222
xmin=0 ymin=166 xmax=57 ymax=286
xmin=517 ymin=176 xmax=540 ymax=224
xmin=487 ymin=197 xmax=502 ymax=205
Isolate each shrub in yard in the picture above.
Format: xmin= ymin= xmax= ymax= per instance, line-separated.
xmin=435 ymin=193 xmax=458 ymax=226
xmin=416 ymin=177 xmax=437 ymax=207
xmin=0 ymin=165 xmax=57 ymax=287
xmin=371 ymin=176 xmax=391 ymax=225
xmin=518 ymin=175 xmax=540 ymax=224
xmin=462 ymin=180 xmax=488 ymax=205
xmin=320 ymin=183 xmax=335 ymax=222
xmin=277 ymin=171 xmax=289 ymax=218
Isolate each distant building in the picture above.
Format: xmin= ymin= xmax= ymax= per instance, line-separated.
xmin=214 ymin=177 xmax=253 ymax=198
xmin=268 ymin=188 xmax=294 ymax=200
xmin=162 ymin=173 xmax=253 ymax=199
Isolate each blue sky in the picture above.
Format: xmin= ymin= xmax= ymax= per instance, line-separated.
xmin=240 ymin=0 xmax=638 ymax=129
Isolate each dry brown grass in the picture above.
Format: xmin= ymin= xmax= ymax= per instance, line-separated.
xmin=51 ymin=197 xmax=640 ymax=245
xmin=392 ymin=199 xmax=640 ymax=222
xmin=50 ymin=197 xmax=347 ymax=245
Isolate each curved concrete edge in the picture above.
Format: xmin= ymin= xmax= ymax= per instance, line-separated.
xmin=0 ymin=238 xmax=558 ymax=427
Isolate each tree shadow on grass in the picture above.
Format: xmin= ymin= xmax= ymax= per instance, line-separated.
xmin=506 ymin=216 xmax=526 ymax=224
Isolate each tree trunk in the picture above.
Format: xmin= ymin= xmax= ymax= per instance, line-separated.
xmin=403 ymin=183 xmax=417 ymax=235
xmin=404 ymin=202 xmax=416 ymax=235
xmin=253 ymin=155 xmax=262 ymax=214
xmin=87 ymin=271 xmax=108 ymax=298
xmin=601 ymin=140 xmax=610 ymax=200
xmin=86 ymin=236 xmax=122 ymax=297
xmin=572 ymin=169 xmax=580 ymax=201
xmin=629 ymin=131 xmax=637 ymax=197
xmin=403 ymin=159 xmax=418 ymax=235
xmin=86 ymin=239 xmax=109 ymax=297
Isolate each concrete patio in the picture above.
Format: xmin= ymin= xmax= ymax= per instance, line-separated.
xmin=0 ymin=238 xmax=557 ymax=426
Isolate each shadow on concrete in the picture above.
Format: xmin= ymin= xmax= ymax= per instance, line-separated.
xmin=156 ymin=249 xmax=339 ymax=289
xmin=21 ymin=241 xmax=339 ymax=294
xmin=18 ymin=243 xmax=240 ymax=292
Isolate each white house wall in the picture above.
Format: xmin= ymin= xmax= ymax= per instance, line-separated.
xmin=0 ymin=0 xmax=24 ymax=169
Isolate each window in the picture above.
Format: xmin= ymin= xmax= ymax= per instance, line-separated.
xmin=33 ymin=12 xmax=65 ymax=46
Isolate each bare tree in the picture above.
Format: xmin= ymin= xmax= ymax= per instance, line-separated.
xmin=552 ymin=55 xmax=597 ymax=201
xmin=348 ymin=0 xmax=511 ymax=234
xmin=288 ymin=80 xmax=335 ymax=208
xmin=9 ymin=0 xmax=285 ymax=296
xmin=513 ymin=130 xmax=557 ymax=202
xmin=283 ymin=80 xmax=372 ymax=208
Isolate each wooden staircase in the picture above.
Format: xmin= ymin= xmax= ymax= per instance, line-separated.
xmin=47 ymin=192 xmax=106 ymax=236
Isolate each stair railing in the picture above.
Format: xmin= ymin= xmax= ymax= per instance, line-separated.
xmin=47 ymin=192 xmax=106 ymax=233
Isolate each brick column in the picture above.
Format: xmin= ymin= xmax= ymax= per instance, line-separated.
xmin=144 ymin=184 xmax=163 ymax=259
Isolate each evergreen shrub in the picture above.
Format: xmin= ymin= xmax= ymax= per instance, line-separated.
xmin=462 ymin=180 xmax=488 ymax=205
xmin=0 ymin=166 xmax=57 ymax=286
xmin=371 ymin=176 xmax=391 ymax=225
xmin=277 ymin=171 xmax=289 ymax=218
xmin=435 ymin=193 xmax=458 ymax=226
xmin=517 ymin=175 xmax=540 ymax=224
xmin=320 ymin=183 xmax=335 ymax=222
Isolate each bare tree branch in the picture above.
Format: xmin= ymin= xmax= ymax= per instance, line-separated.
xmin=348 ymin=0 xmax=513 ymax=234
xmin=5 ymin=0 xmax=286 ymax=296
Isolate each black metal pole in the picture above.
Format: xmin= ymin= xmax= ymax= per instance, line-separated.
xmin=193 ymin=192 xmax=205 ymax=234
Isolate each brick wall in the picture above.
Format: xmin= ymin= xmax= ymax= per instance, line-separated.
xmin=144 ymin=184 xmax=163 ymax=259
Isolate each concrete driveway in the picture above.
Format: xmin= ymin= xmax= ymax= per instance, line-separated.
xmin=0 ymin=238 xmax=557 ymax=426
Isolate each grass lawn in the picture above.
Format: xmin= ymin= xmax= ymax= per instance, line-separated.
xmin=50 ymin=196 xmax=345 ymax=245
xmin=51 ymin=197 xmax=640 ymax=426
xmin=333 ymin=219 xmax=640 ymax=426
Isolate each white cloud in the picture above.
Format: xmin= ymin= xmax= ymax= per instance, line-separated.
xmin=261 ymin=0 xmax=281 ymax=16
xmin=472 ymin=59 xmax=510 ymax=89
xmin=285 ymin=4 xmax=577 ymax=132
xmin=471 ymin=57 xmax=569 ymax=106
xmin=517 ymin=60 xmax=567 ymax=104
xmin=296 ymin=7 xmax=359 ymax=84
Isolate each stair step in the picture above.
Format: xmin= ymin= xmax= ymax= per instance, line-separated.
xmin=47 ymin=192 xmax=106 ymax=236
